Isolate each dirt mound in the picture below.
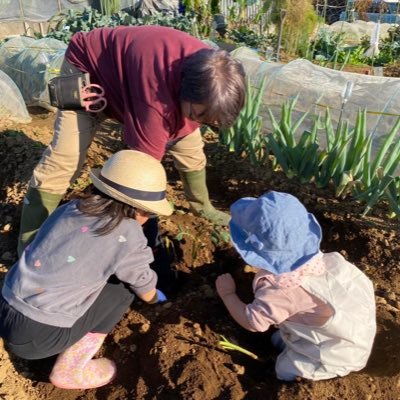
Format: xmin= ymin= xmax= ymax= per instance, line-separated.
xmin=0 ymin=109 xmax=399 ymax=400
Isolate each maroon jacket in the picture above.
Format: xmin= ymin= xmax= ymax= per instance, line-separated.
xmin=66 ymin=26 xmax=204 ymax=160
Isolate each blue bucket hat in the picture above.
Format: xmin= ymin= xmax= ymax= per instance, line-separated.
xmin=229 ymin=191 xmax=322 ymax=274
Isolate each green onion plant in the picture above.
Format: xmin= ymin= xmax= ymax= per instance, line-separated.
xmin=218 ymin=335 xmax=259 ymax=360
xmin=222 ymin=95 xmax=400 ymax=218
xmin=270 ymin=102 xmax=400 ymax=217
xmin=175 ymin=224 xmax=208 ymax=263
xmin=219 ymin=78 xmax=267 ymax=165
xmin=267 ymin=98 xmax=319 ymax=182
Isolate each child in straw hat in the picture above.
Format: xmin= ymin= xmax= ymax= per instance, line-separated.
xmin=216 ymin=191 xmax=376 ymax=381
xmin=0 ymin=150 xmax=172 ymax=390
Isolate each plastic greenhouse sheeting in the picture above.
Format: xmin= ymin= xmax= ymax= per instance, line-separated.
xmin=0 ymin=1 xmax=139 ymax=22
xmin=325 ymin=20 xmax=393 ymax=44
xmin=0 ymin=69 xmax=31 ymax=123
xmin=0 ymin=37 xmax=67 ymax=110
xmin=0 ymin=36 xmax=36 ymax=91
xmin=231 ymin=47 xmax=400 ymax=167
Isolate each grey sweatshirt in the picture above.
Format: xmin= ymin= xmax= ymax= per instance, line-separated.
xmin=2 ymin=200 xmax=156 ymax=328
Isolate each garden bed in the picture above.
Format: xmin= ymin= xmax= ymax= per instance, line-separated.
xmin=384 ymin=63 xmax=400 ymax=78
xmin=0 ymin=109 xmax=399 ymax=400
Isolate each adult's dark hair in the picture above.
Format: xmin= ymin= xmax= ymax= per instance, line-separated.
xmin=180 ymin=48 xmax=246 ymax=128
xmin=74 ymin=184 xmax=136 ymax=236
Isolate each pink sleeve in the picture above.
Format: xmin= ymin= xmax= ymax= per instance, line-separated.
xmin=245 ymin=273 xmax=309 ymax=332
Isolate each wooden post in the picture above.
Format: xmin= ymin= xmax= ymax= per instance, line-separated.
xmin=18 ymin=0 xmax=29 ymax=36
xmin=276 ymin=8 xmax=287 ymax=62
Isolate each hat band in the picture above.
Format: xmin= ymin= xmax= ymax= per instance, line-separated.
xmin=99 ymin=173 xmax=166 ymax=201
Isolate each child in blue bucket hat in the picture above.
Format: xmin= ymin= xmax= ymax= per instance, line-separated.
xmin=216 ymin=191 xmax=376 ymax=381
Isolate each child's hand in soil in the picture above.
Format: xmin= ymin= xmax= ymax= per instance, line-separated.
xmin=216 ymin=273 xmax=236 ymax=298
xmin=156 ymin=289 xmax=167 ymax=302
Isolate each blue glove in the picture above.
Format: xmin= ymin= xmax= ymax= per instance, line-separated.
xmin=156 ymin=289 xmax=167 ymax=303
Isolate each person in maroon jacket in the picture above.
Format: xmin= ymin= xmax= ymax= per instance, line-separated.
xmin=18 ymin=26 xmax=246 ymax=255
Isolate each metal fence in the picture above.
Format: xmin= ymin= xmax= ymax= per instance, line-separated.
xmin=0 ymin=0 xmax=135 ymax=21
xmin=1 ymin=0 xmax=265 ymax=22
xmin=8 ymin=0 xmax=393 ymax=24
xmin=220 ymin=0 xmax=263 ymax=19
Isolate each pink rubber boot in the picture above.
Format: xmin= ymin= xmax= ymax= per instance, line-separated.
xmin=49 ymin=332 xmax=116 ymax=389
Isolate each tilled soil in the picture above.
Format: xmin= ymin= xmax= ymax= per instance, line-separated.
xmin=0 ymin=108 xmax=399 ymax=400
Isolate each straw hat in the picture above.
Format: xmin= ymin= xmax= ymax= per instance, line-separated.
xmin=229 ymin=191 xmax=322 ymax=274
xmin=90 ymin=150 xmax=172 ymax=216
